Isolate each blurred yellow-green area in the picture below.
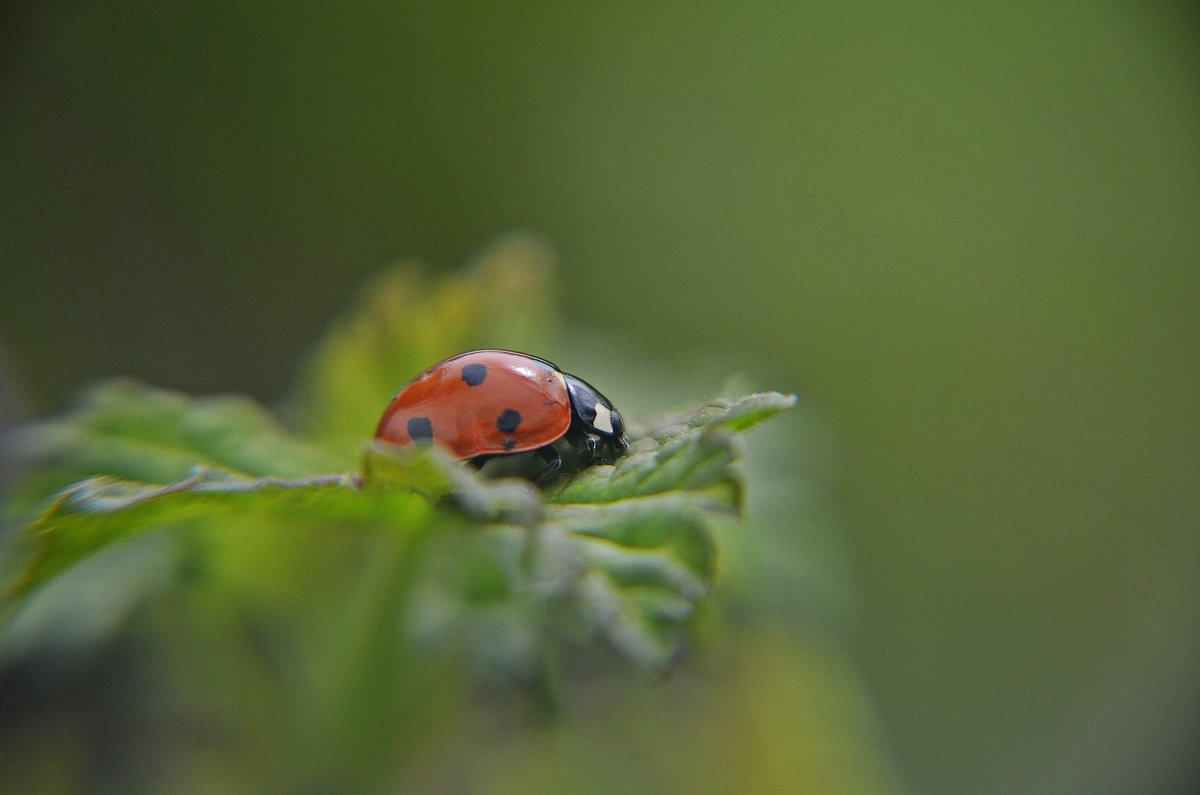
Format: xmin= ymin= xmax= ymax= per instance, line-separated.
xmin=2 ymin=2 xmax=1198 ymax=792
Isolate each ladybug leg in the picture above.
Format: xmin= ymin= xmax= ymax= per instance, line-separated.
xmin=578 ymin=434 xmax=601 ymax=466
xmin=533 ymin=445 xmax=562 ymax=481
xmin=467 ymin=455 xmax=491 ymax=470
xmin=602 ymin=435 xmax=628 ymax=462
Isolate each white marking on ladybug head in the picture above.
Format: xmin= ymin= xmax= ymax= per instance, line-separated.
xmin=592 ymin=402 xmax=614 ymax=434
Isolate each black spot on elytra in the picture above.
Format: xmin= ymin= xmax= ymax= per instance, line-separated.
xmin=407 ymin=416 xmax=434 ymax=446
xmin=461 ymin=363 xmax=488 ymax=386
xmin=502 ymin=438 xmax=518 ymax=451
xmin=496 ymin=409 xmax=522 ymax=434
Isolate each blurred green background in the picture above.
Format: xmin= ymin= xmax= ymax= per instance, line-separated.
xmin=2 ymin=1 xmax=1198 ymax=792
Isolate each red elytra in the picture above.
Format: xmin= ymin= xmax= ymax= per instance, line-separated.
xmin=374 ymin=350 xmax=573 ymax=459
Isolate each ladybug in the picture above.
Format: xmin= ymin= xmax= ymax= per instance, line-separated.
xmin=375 ymin=349 xmax=628 ymax=477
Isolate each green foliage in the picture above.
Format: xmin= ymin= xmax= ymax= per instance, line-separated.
xmin=0 ymin=246 xmax=798 ymax=788
xmin=6 ymin=388 xmax=791 ymax=675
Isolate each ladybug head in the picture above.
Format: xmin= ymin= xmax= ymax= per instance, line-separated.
xmin=564 ymin=373 xmax=627 ymax=450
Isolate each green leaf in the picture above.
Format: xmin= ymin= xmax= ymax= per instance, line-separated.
xmin=5 ymin=391 xmax=795 ymax=677
xmin=383 ymin=394 xmax=796 ymax=674
xmin=3 ymin=378 xmax=343 ymax=526
xmin=549 ymin=392 xmax=798 ymax=506
xmin=548 ymin=495 xmax=717 ymax=590
xmin=361 ymin=441 xmax=542 ymax=527
xmin=9 ymin=467 xmax=373 ymax=600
